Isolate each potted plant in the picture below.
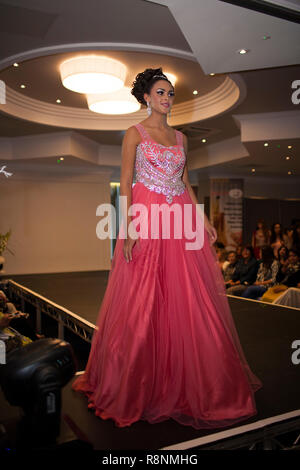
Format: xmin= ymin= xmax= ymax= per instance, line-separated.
xmin=0 ymin=229 xmax=15 ymax=272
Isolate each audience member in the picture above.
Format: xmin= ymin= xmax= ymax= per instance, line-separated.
xmin=270 ymin=222 xmax=285 ymax=258
xmin=260 ymin=248 xmax=300 ymax=302
xmin=240 ymin=245 xmax=279 ymax=300
xmin=223 ymin=251 xmax=238 ymax=284
xmin=226 ymin=246 xmax=259 ymax=297
xmin=251 ymin=219 xmax=270 ymax=259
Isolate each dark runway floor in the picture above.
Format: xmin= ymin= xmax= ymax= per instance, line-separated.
xmin=1 ymin=271 xmax=300 ymax=450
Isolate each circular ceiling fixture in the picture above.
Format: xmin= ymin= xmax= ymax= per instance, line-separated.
xmin=86 ymin=87 xmax=141 ymax=115
xmin=59 ymin=55 xmax=127 ymax=94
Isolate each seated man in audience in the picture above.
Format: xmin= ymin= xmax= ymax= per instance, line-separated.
xmin=226 ymin=246 xmax=259 ymax=297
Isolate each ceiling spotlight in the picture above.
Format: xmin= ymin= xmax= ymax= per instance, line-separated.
xmin=202 ymin=138 xmax=206 ymax=143
xmin=264 ymin=142 xmax=268 ymax=147
xmin=288 ymin=145 xmax=292 ymax=149
xmin=60 ymin=55 xmax=127 ymax=94
xmin=56 ymin=99 xmax=61 ymax=103
xmin=285 ymin=156 xmax=291 ymax=160
xmin=193 ymin=90 xmax=198 ymax=95
xmin=13 ymin=63 xmax=19 ymax=67
xmin=20 ymin=84 xmax=26 ymax=88
xmin=251 ymin=168 xmax=256 ymax=173
xmin=209 ymin=73 xmax=215 ymax=76
xmin=288 ymin=171 xmax=292 ymax=175
xmin=238 ymin=49 xmax=249 ymax=54
xmin=87 ymin=86 xmax=141 ymax=115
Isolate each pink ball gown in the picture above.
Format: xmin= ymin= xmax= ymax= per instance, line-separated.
xmin=72 ymin=122 xmax=262 ymax=429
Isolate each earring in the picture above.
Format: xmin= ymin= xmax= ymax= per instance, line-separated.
xmin=147 ymin=101 xmax=152 ymax=116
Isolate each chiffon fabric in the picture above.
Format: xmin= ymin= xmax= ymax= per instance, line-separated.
xmin=72 ymin=123 xmax=262 ymax=429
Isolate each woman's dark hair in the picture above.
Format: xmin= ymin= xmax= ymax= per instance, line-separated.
xmin=278 ymin=244 xmax=289 ymax=260
xmin=226 ymin=250 xmax=237 ymax=262
xmin=242 ymin=245 xmax=255 ymax=258
xmin=131 ymin=67 xmax=173 ymax=106
xmin=270 ymin=222 xmax=284 ymax=244
xmin=260 ymin=245 xmax=275 ymax=269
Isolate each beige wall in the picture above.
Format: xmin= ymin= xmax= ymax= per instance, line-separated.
xmin=0 ymin=170 xmax=112 ymax=275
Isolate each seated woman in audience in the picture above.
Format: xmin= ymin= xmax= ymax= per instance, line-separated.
xmin=251 ymin=219 xmax=270 ymax=259
xmin=260 ymin=248 xmax=300 ymax=303
xmin=277 ymin=244 xmax=289 ymax=265
xmin=226 ymin=246 xmax=259 ymax=297
xmin=0 ymin=290 xmax=43 ymax=341
xmin=223 ymin=251 xmax=238 ymax=284
xmin=270 ymin=222 xmax=285 ymax=259
xmin=240 ymin=245 xmax=279 ymax=300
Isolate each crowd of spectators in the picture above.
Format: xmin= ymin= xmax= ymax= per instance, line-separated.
xmin=215 ymin=220 xmax=300 ymax=303
xmin=0 ymin=281 xmax=43 ymax=353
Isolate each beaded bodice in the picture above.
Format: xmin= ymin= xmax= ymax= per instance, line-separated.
xmin=134 ymin=123 xmax=186 ymax=204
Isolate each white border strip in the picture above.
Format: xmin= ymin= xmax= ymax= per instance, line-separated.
xmin=160 ymin=410 xmax=300 ymax=450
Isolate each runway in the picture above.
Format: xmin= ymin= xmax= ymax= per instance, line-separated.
xmin=1 ymin=271 xmax=300 ymax=450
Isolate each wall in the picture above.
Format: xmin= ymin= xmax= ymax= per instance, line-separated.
xmin=0 ymin=169 xmax=112 ymax=275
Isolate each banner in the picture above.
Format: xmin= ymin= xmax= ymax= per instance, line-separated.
xmin=210 ymin=178 xmax=243 ymax=251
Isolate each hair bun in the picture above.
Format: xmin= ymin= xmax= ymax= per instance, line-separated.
xmin=131 ymin=67 xmax=170 ymax=106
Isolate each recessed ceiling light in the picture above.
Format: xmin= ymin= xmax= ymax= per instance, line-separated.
xmin=60 ymin=55 xmax=127 ymax=94
xmin=193 ymin=90 xmax=198 ymax=95
xmin=288 ymin=145 xmax=292 ymax=149
xmin=13 ymin=63 xmax=19 ymax=67
xmin=209 ymin=73 xmax=215 ymax=76
xmin=288 ymin=171 xmax=292 ymax=175
xmin=56 ymin=99 xmax=61 ymax=103
xmin=264 ymin=142 xmax=268 ymax=147
xmin=238 ymin=49 xmax=249 ymax=54
xmin=20 ymin=84 xmax=26 ymax=88
xmin=202 ymin=138 xmax=206 ymax=143
xmin=251 ymin=168 xmax=256 ymax=172
xmin=286 ymin=156 xmax=291 ymax=160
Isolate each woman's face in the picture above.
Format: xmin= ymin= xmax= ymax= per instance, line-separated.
xmin=228 ymin=252 xmax=237 ymax=264
xmin=242 ymin=248 xmax=251 ymax=258
xmin=274 ymin=224 xmax=281 ymax=233
xmin=279 ymin=247 xmax=287 ymax=257
xmin=144 ymin=80 xmax=175 ymax=115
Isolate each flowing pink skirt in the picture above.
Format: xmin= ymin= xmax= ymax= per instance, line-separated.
xmin=72 ymin=182 xmax=262 ymax=429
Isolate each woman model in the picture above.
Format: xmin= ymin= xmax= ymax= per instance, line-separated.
xmin=72 ymin=68 xmax=262 ymax=429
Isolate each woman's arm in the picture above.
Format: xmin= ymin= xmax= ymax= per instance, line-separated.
xmin=120 ymin=126 xmax=140 ymax=262
xmin=181 ymin=133 xmax=217 ymax=243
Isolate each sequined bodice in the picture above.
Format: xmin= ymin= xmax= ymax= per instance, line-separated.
xmin=134 ymin=123 xmax=186 ymax=204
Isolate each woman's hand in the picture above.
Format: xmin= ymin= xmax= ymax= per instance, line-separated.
xmin=123 ymin=228 xmax=140 ymax=263
xmin=205 ymin=223 xmax=218 ymax=244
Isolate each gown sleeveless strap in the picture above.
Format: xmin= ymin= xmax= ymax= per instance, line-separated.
xmin=134 ymin=123 xmax=182 ymax=147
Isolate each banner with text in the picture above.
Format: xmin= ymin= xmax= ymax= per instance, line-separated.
xmin=210 ymin=178 xmax=243 ymax=251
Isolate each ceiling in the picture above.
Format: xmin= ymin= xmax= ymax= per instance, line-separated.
xmin=0 ymin=0 xmax=299 ymax=184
